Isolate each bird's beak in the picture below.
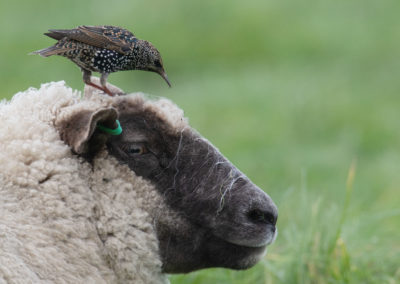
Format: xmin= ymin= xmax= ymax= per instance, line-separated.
xmin=159 ymin=69 xmax=171 ymax=87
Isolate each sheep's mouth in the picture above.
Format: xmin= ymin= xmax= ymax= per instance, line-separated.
xmin=216 ymin=234 xmax=268 ymax=250
xmin=212 ymin=226 xmax=278 ymax=249
xmin=158 ymin=223 xmax=275 ymax=273
xmin=222 ymin=232 xmax=277 ymax=249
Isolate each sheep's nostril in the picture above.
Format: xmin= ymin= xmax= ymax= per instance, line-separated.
xmin=248 ymin=209 xmax=277 ymax=226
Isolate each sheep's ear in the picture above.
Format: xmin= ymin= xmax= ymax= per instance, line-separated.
xmin=59 ymin=107 xmax=119 ymax=155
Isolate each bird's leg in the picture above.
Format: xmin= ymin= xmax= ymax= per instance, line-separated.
xmin=82 ymin=69 xmax=103 ymax=92
xmin=82 ymin=69 xmax=114 ymax=96
xmin=100 ymin=73 xmax=114 ymax=97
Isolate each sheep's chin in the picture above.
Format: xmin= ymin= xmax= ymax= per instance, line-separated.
xmin=220 ymin=240 xmax=268 ymax=270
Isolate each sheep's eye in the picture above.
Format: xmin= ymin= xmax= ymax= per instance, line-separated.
xmin=126 ymin=144 xmax=148 ymax=156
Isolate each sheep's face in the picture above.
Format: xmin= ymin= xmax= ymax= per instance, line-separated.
xmin=105 ymin=96 xmax=278 ymax=273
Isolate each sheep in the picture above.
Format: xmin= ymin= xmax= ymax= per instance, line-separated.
xmin=0 ymin=80 xmax=278 ymax=284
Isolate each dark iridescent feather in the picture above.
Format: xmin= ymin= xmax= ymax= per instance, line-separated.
xmin=45 ymin=26 xmax=136 ymax=55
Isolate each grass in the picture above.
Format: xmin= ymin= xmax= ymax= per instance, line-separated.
xmin=1 ymin=0 xmax=400 ymax=283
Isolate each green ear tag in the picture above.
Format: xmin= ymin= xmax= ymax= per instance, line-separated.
xmin=97 ymin=120 xmax=123 ymax=135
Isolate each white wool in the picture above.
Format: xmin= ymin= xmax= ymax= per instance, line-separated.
xmin=145 ymin=96 xmax=188 ymax=130
xmin=83 ymin=77 xmax=188 ymax=131
xmin=0 ymin=82 xmax=171 ymax=284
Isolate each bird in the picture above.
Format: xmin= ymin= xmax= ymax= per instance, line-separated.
xmin=31 ymin=25 xmax=171 ymax=96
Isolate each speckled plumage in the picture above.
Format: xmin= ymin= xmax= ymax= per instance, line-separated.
xmin=32 ymin=25 xmax=170 ymax=96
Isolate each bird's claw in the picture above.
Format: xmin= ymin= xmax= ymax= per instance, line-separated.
xmin=84 ymin=76 xmax=125 ymax=97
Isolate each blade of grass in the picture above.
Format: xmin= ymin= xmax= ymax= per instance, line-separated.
xmin=326 ymin=159 xmax=357 ymax=283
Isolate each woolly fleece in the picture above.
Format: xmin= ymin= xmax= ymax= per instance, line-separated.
xmin=0 ymin=82 xmax=175 ymax=283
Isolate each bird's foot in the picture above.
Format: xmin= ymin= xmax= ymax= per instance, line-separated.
xmin=102 ymin=85 xmax=115 ymax=97
xmin=85 ymin=81 xmax=115 ymax=96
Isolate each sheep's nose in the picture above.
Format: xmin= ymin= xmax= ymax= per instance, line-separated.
xmin=247 ymin=207 xmax=278 ymax=229
xmin=210 ymin=176 xmax=278 ymax=248
xmin=245 ymin=188 xmax=278 ymax=236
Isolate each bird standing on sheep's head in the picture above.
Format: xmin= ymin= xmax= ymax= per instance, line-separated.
xmin=31 ymin=25 xmax=171 ymax=96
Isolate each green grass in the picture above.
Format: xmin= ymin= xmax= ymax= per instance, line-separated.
xmin=1 ymin=0 xmax=400 ymax=283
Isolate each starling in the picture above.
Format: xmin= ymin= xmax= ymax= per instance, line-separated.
xmin=31 ymin=25 xmax=171 ymax=96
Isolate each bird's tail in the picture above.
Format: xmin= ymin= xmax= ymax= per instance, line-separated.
xmin=29 ymin=45 xmax=64 ymax=57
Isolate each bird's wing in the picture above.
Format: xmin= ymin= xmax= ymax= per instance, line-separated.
xmin=45 ymin=25 xmax=136 ymax=55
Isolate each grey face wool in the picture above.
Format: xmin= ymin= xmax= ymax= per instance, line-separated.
xmin=0 ymin=81 xmax=277 ymax=283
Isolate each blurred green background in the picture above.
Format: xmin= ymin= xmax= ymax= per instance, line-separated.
xmin=1 ymin=0 xmax=399 ymax=283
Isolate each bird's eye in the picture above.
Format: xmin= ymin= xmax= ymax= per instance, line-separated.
xmin=126 ymin=144 xmax=148 ymax=156
xmin=154 ymin=60 xmax=162 ymax=68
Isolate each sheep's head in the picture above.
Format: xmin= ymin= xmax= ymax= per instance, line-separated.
xmin=107 ymin=96 xmax=278 ymax=273
xmin=58 ymin=85 xmax=278 ymax=274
